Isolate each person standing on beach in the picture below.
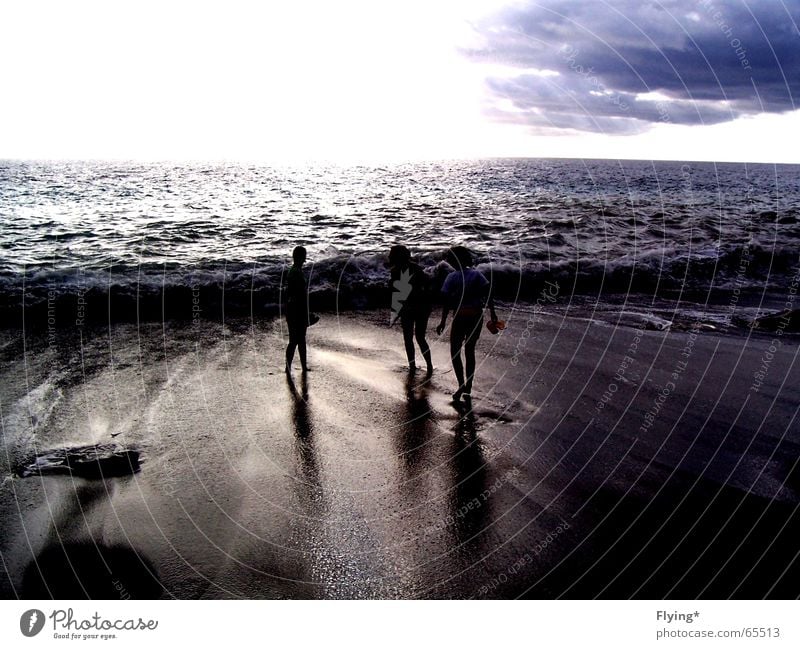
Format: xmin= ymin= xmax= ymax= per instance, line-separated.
xmin=389 ymin=245 xmax=434 ymax=375
xmin=436 ymin=246 xmax=498 ymax=403
xmin=285 ymin=246 xmax=310 ymax=373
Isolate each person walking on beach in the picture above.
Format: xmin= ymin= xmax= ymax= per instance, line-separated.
xmin=389 ymin=244 xmax=434 ymax=375
xmin=436 ymin=246 xmax=498 ymax=403
xmin=285 ymin=246 xmax=311 ymax=373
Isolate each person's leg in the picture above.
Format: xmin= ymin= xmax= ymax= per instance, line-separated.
xmin=285 ymin=343 xmax=295 ymax=371
xmin=298 ymin=326 xmax=308 ymax=371
xmin=286 ymin=321 xmax=297 ymax=371
xmin=450 ymin=317 xmax=467 ymax=400
xmin=415 ymin=310 xmax=433 ymax=374
xmin=463 ymin=315 xmax=483 ymax=397
xmin=401 ymin=313 xmax=416 ymax=369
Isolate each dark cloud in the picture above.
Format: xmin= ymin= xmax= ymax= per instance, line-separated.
xmin=466 ymin=0 xmax=800 ymax=134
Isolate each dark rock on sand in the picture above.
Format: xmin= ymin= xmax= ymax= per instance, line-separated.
xmin=15 ymin=443 xmax=141 ymax=479
xmin=739 ymin=308 xmax=800 ymax=333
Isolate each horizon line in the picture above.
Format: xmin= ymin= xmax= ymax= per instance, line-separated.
xmin=1 ymin=154 xmax=798 ymax=166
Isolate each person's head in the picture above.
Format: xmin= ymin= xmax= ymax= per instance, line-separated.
xmin=388 ymin=244 xmax=411 ymax=269
xmin=447 ymin=246 xmax=473 ymax=270
xmin=292 ymin=246 xmax=307 ymax=265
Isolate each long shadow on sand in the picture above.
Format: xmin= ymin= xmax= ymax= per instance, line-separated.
xmin=394 ymin=372 xmax=438 ymax=470
xmin=13 ymin=476 xmax=163 ymax=599
xmin=21 ymin=542 xmax=163 ymax=599
xmin=450 ymin=404 xmax=489 ymax=545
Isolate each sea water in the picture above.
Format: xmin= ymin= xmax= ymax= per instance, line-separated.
xmin=1 ymin=158 xmax=798 ymax=324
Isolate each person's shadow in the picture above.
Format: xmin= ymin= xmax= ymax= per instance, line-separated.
xmin=450 ymin=402 xmax=489 ymax=546
xmin=395 ymin=371 xmax=436 ymax=471
xmin=287 ymin=372 xmax=312 ymax=439
xmin=286 ymin=372 xmax=323 ymax=507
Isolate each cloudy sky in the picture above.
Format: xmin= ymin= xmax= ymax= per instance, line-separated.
xmin=1 ymin=0 xmax=798 ymax=162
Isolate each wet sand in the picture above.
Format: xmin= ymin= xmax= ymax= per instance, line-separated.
xmin=1 ymin=306 xmax=799 ymax=598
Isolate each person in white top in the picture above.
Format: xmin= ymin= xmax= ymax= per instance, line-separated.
xmin=436 ymin=246 xmax=499 ymax=403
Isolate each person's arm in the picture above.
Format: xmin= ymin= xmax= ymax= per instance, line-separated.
xmin=479 ymin=271 xmax=498 ymax=322
xmin=487 ymin=292 xmax=498 ymax=323
xmin=436 ymin=305 xmax=449 ymax=335
xmin=437 ymin=271 xmax=453 ymax=334
xmin=388 ymin=268 xmax=398 ymax=325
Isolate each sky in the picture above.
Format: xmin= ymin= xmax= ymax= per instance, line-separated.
xmin=1 ymin=0 xmax=798 ymax=163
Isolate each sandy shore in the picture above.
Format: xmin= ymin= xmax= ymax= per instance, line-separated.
xmin=1 ymin=305 xmax=799 ymax=598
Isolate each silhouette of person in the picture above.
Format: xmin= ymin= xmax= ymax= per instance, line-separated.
xmin=436 ymin=246 xmax=498 ymax=403
xmin=389 ymin=244 xmax=434 ymax=375
xmin=285 ymin=245 xmax=310 ymax=373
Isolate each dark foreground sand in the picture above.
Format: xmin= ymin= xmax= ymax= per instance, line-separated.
xmin=1 ymin=305 xmax=799 ymax=598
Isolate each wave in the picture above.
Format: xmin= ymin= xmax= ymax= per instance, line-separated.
xmin=2 ymin=243 xmax=796 ymax=327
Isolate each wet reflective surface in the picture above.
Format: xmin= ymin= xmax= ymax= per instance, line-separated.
xmin=1 ymin=312 xmax=799 ymax=598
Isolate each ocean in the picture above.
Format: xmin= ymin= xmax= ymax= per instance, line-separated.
xmin=2 ymin=158 xmax=798 ymax=326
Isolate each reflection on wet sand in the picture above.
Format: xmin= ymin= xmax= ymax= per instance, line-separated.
xmin=287 ymin=373 xmax=320 ymax=494
xmin=5 ymin=310 xmax=798 ymax=600
xmin=450 ymin=404 xmax=489 ymax=545
xmin=395 ymin=372 xmax=436 ymax=470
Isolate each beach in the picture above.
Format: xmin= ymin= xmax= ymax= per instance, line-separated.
xmin=2 ymin=8 xmax=800 ymax=646
xmin=2 ymin=302 xmax=798 ymax=599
